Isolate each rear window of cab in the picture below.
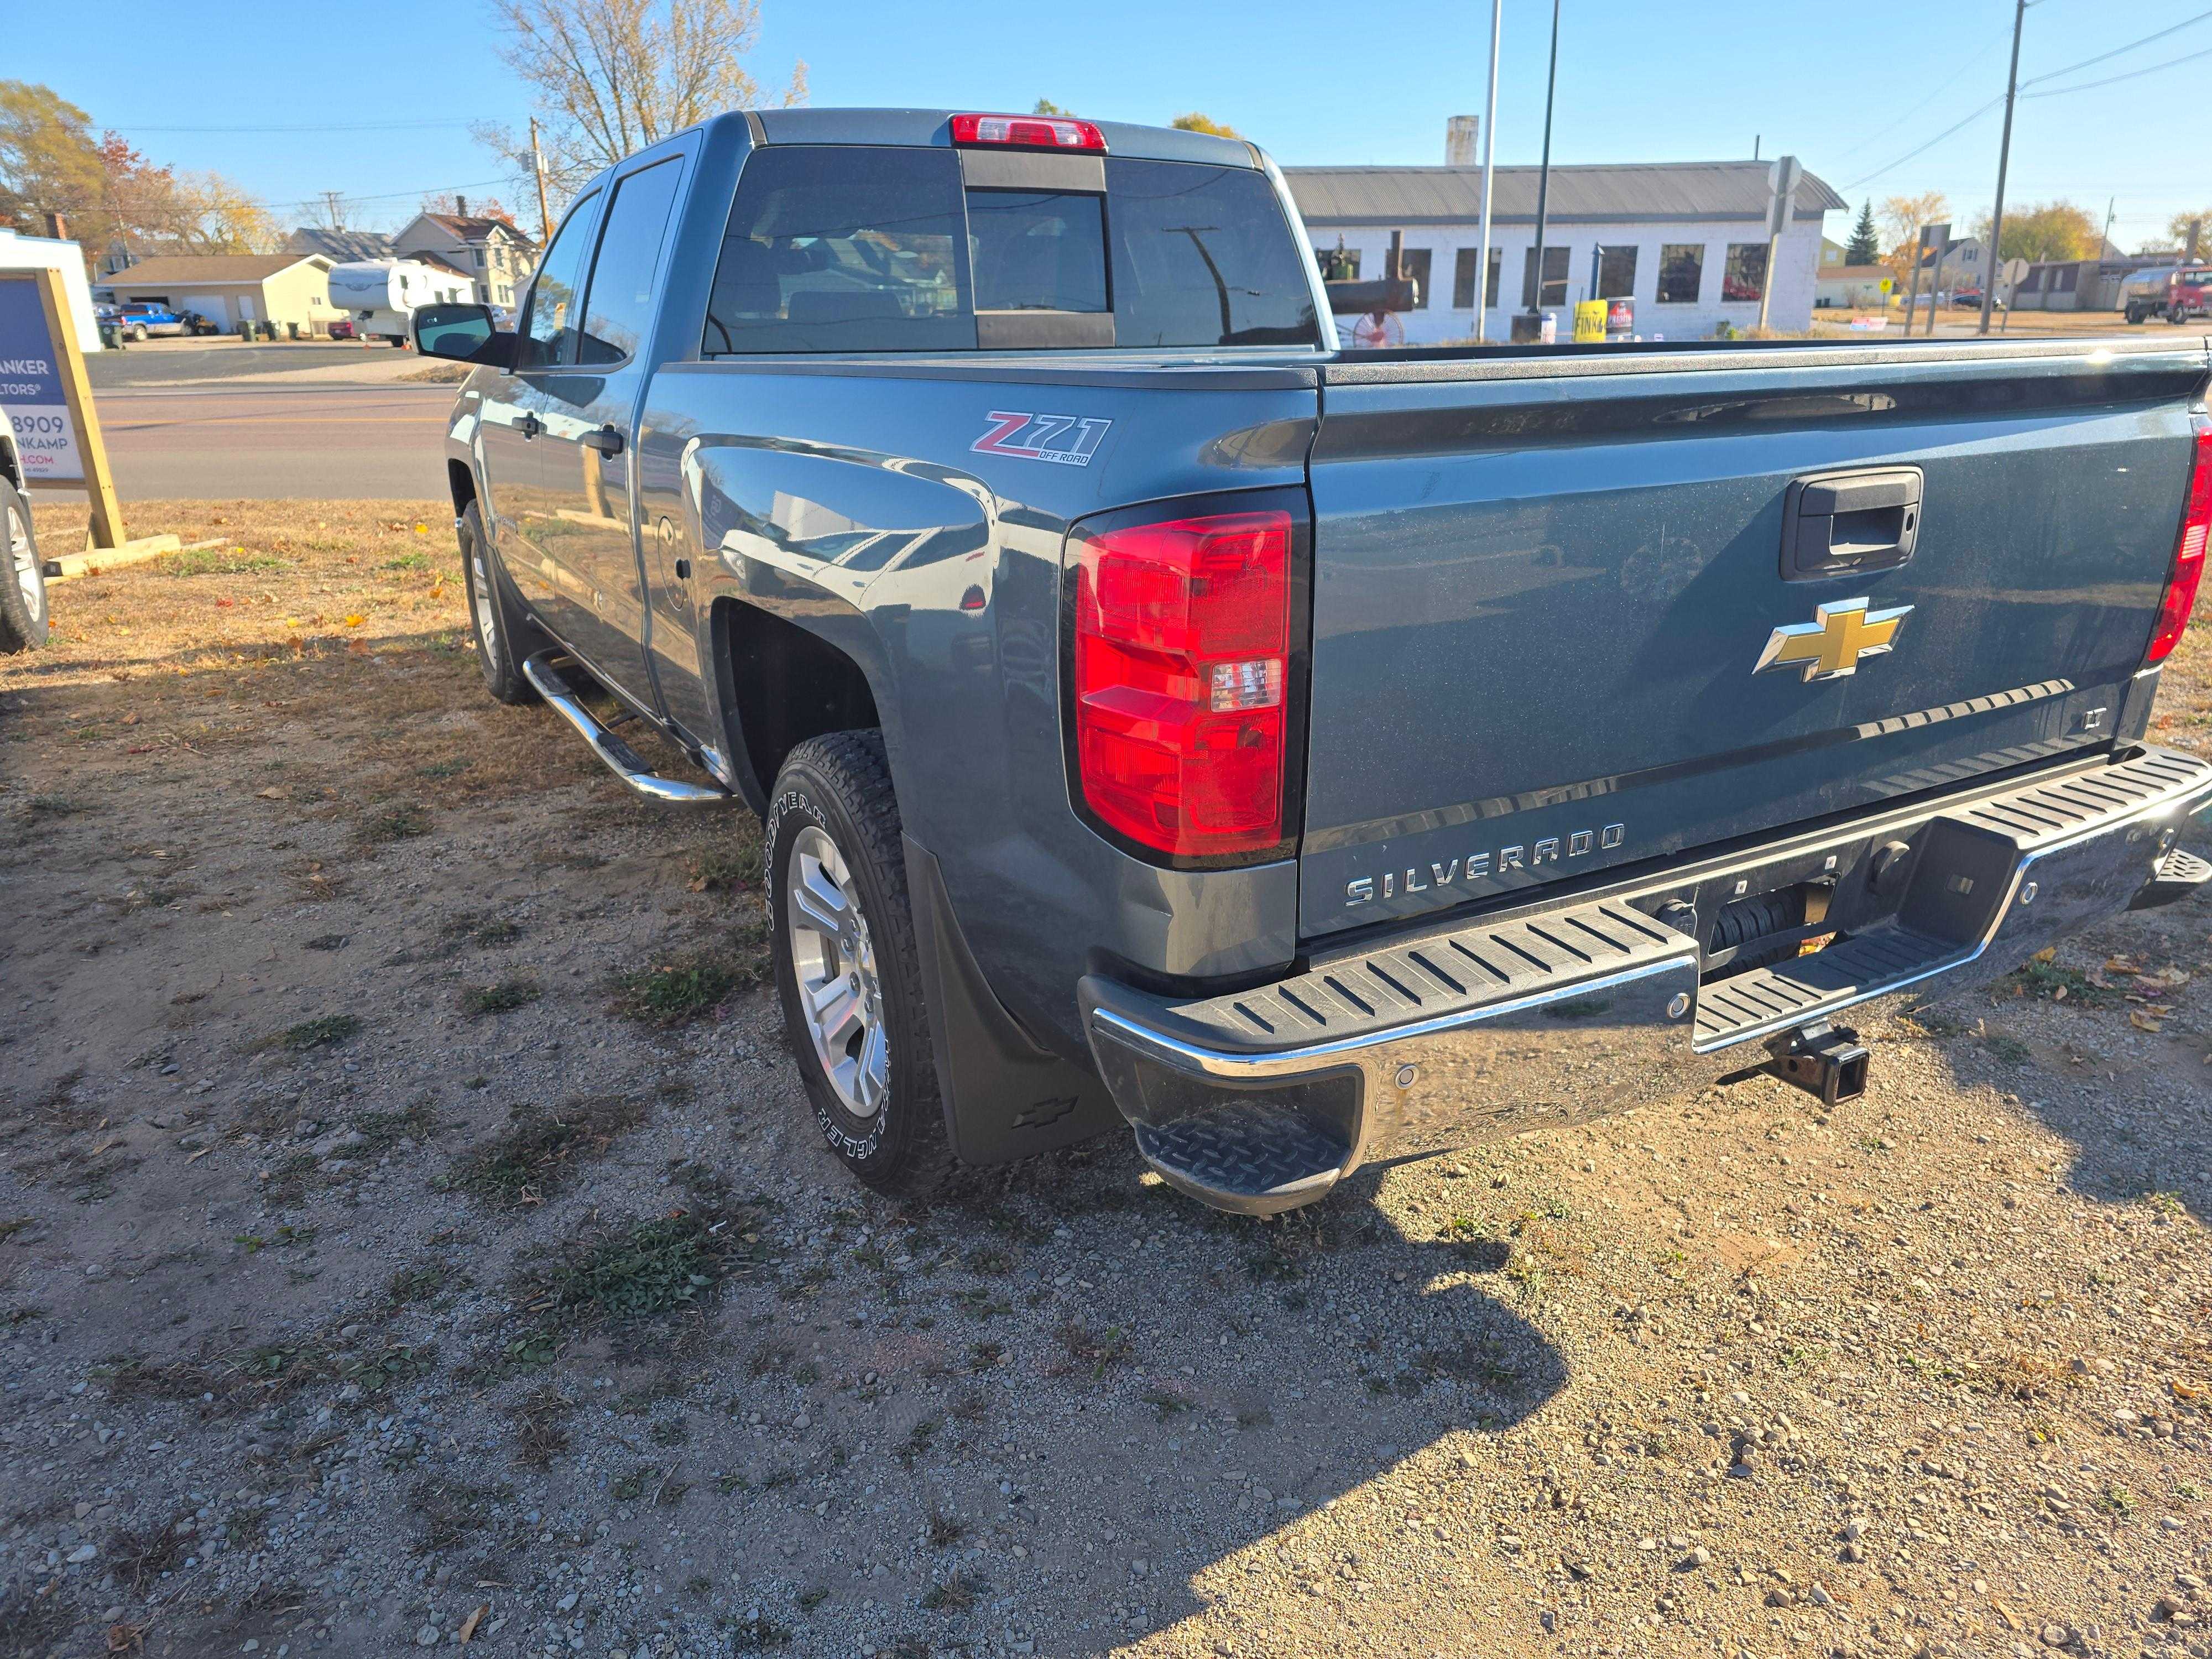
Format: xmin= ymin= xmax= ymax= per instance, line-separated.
xmin=700 ymin=145 xmax=1319 ymax=353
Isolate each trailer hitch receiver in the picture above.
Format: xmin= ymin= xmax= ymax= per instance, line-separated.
xmin=1765 ymin=1020 xmax=1869 ymax=1107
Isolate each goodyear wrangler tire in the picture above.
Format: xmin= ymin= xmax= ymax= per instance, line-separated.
xmin=768 ymin=730 xmax=957 ymax=1199
xmin=457 ymin=501 xmax=538 ymax=705
xmin=0 ymin=481 xmax=49 ymax=654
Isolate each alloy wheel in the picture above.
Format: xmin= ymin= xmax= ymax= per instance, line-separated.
xmin=469 ymin=549 xmax=499 ymax=672
xmin=784 ymin=825 xmax=888 ymax=1120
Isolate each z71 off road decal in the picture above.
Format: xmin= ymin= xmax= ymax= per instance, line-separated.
xmin=971 ymin=411 xmax=1112 ymax=467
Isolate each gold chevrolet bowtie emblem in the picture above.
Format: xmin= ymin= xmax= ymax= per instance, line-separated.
xmin=1754 ymin=597 xmax=1913 ymax=683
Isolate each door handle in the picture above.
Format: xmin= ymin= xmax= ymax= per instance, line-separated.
xmin=517 ymin=412 xmax=543 ymax=440
xmin=581 ymin=424 xmax=624 ymax=457
xmin=1781 ymin=465 xmax=1923 ymax=580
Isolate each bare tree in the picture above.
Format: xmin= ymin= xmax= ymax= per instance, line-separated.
xmin=475 ymin=0 xmax=805 ymax=209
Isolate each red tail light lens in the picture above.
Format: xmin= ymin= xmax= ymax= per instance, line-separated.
xmin=1072 ymin=510 xmax=1291 ymax=857
xmin=2147 ymin=413 xmax=2212 ymax=665
xmin=950 ymin=113 xmax=1107 ymax=152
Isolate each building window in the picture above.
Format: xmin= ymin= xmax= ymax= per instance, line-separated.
xmin=1520 ymin=245 xmax=1569 ymax=308
xmin=2052 ymin=265 xmax=2078 ymax=293
xmin=1595 ymin=244 xmax=1637 ymax=300
xmin=1723 ymin=243 xmax=1767 ymax=302
xmin=1400 ymin=248 xmax=1431 ymax=309
xmin=1315 ymin=247 xmax=1359 ymax=281
xmin=473 ymin=248 xmax=486 ymax=268
xmin=1453 ymin=247 xmax=1501 ymax=309
xmin=1657 ymin=244 xmax=1704 ymax=302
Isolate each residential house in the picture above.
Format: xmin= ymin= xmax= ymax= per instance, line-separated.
xmin=1814 ymin=264 xmax=1893 ymax=309
xmin=392 ymin=200 xmax=536 ymax=310
xmin=95 ymin=252 xmax=338 ymax=333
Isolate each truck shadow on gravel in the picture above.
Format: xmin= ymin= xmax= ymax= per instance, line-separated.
xmin=980 ymin=1146 xmax=1572 ymax=1653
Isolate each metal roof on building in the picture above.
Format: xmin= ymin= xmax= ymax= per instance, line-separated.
xmin=1285 ymin=161 xmax=1846 ymax=227
xmin=104 ymin=253 xmax=331 ymax=286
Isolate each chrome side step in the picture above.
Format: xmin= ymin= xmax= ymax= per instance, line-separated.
xmin=520 ymin=651 xmax=731 ymax=804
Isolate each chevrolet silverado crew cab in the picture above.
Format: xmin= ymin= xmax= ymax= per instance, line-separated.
xmin=414 ymin=108 xmax=2212 ymax=1214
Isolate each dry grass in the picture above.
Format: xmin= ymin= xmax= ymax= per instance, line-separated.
xmin=7 ymin=498 xmax=601 ymax=813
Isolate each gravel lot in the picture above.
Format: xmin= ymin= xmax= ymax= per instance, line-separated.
xmin=3 ymin=499 xmax=2210 ymax=1659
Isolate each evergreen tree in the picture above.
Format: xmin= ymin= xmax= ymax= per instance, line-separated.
xmin=1845 ymin=200 xmax=1881 ymax=266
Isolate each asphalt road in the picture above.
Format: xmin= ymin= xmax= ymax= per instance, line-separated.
xmin=75 ymin=384 xmax=455 ymax=500
xmin=84 ymin=340 xmax=408 ymax=389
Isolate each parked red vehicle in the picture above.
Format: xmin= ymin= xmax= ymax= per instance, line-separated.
xmin=326 ymin=318 xmax=358 ymax=341
xmin=2168 ymin=266 xmax=2212 ymax=324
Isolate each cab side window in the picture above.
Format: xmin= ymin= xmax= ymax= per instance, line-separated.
xmin=576 ymin=158 xmax=686 ymax=367
xmin=519 ymin=190 xmax=602 ymax=369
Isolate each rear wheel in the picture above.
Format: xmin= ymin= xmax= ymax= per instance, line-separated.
xmin=0 ymin=482 xmax=49 ymax=653
xmin=456 ymin=501 xmax=538 ymax=705
xmin=768 ymin=731 xmax=956 ymax=1199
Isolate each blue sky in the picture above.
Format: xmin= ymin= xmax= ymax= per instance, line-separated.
xmin=15 ymin=0 xmax=2210 ymax=250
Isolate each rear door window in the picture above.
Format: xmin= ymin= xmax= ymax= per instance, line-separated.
xmin=576 ymin=156 xmax=686 ymax=366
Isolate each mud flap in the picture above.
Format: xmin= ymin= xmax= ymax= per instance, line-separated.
xmin=902 ymin=837 xmax=1121 ymax=1166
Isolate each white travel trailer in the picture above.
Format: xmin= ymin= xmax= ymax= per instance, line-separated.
xmin=326 ymin=259 xmax=472 ymax=345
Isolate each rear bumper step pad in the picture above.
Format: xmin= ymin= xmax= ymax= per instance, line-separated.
xmin=1084 ymin=746 xmax=2212 ymax=1213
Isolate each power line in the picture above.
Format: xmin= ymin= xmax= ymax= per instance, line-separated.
xmin=2024 ymin=40 xmax=2212 ymax=97
xmin=1839 ymin=96 xmax=2006 ymax=191
xmin=2017 ymin=5 xmax=2212 ymax=87
xmin=1827 ymin=21 xmax=2013 ymax=165
xmin=107 ymin=119 xmax=479 ymax=134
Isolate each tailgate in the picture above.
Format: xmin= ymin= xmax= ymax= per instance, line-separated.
xmin=1298 ymin=341 xmax=2209 ymax=940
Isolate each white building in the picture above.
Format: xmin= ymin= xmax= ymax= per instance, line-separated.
xmin=1284 ymin=144 xmax=1843 ymax=342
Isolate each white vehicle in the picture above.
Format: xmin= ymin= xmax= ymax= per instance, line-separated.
xmin=326 ymin=259 xmax=474 ymax=346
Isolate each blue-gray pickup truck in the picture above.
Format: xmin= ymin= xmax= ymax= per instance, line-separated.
xmin=414 ymin=108 xmax=2212 ymax=1214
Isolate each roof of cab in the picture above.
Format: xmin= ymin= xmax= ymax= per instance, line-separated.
xmin=734 ymin=108 xmax=1256 ymax=168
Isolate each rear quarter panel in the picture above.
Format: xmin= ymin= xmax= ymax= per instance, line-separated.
xmin=633 ymin=357 xmax=1319 ymax=1055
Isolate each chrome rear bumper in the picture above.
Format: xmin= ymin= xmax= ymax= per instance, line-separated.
xmin=1081 ymin=747 xmax=2212 ymax=1213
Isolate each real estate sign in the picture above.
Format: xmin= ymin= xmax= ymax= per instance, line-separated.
xmin=0 ymin=275 xmax=83 ymax=482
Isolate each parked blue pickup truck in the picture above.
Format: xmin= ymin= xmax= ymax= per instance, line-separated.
xmin=413 ymin=108 xmax=2212 ymax=1214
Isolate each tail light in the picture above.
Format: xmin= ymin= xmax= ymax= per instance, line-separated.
xmin=950 ymin=113 xmax=1106 ymax=152
xmin=1071 ymin=508 xmax=1292 ymax=858
xmin=2147 ymin=413 xmax=2212 ymax=665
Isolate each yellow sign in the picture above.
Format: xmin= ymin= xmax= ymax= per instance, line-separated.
xmin=1572 ymin=300 xmax=1607 ymax=343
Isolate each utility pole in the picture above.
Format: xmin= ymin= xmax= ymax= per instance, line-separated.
xmin=1474 ymin=0 xmax=1501 ymax=344
xmin=1520 ymin=0 xmax=1561 ymax=342
xmin=321 ymin=191 xmax=345 ymax=233
xmin=1980 ymin=0 xmax=2026 ymax=337
xmin=2101 ymin=195 xmax=2116 ymax=258
xmin=529 ymin=116 xmax=552 ymax=246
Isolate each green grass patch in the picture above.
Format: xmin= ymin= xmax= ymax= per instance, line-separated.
xmin=263 ymin=1014 xmax=362 ymax=1053
xmin=609 ymin=941 xmax=764 ymax=1027
xmin=443 ymin=1095 xmax=646 ymax=1207
xmin=168 ymin=547 xmax=289 ymax=576
xmin=2005 ymin=957 xmax=2118 ymax=1008
xmin=525 ymin=1211 xmax=731 ymax=1323
xmin=460 ymin=976 xmax=541 ymax=1017
xmin=358 ymin=802 xmax=432 ymax=844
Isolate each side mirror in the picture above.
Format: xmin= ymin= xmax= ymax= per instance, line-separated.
xmin=413 ymin=304 xmax=516 ymax=368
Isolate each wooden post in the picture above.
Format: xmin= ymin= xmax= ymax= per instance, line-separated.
xmin=9 ymin=267 xmax=127 ymax=550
